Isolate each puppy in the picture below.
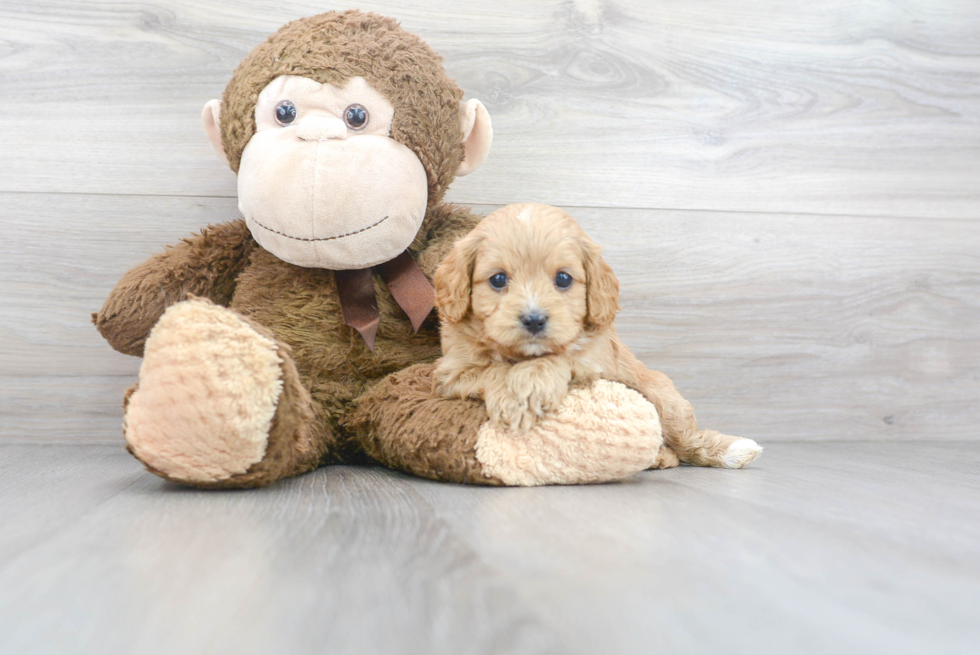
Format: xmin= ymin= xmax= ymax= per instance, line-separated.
xmin=432 ymin=203 xmax=761 ymax=469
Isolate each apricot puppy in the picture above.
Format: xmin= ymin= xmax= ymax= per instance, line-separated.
xmin=433 ymin=203 xmax=762 ymax=469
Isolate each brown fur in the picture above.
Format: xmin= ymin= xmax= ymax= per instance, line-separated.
xmin=94 ymin=11 xmax=486 ymax=487
xmin=123 ymin=303 xmax=326 ymax=489
xmin=433 ymin=203 xmax=746 ymax=467
xmin=345 ymin=363 xmax=504 ymax=485
xmin=97 ymin=205 xmax=481 ymax=487
xmin=93 ymin=220 xmax=257 ymax=357
xmin=220 ymin=10 xmax=465 ymax=213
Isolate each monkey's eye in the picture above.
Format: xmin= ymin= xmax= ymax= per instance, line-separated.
xmin=488 ymin=272 xmax=508 ymax=290
xmin=555 ymin=271 xmax=573 ymax=290
xmin=343 ymin=104 xmax=369 ymax=130
xmin=275 ymin=100 xmax=297 ymax=126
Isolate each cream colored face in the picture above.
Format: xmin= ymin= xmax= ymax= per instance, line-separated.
xmin=469 ymin=210 xmax=590 ymax=359
xmin=237 ymin=75 xmax=428 ymax=270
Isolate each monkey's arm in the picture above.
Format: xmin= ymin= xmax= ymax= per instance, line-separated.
xmin=93 ymin=219 xmax=257 ymax=357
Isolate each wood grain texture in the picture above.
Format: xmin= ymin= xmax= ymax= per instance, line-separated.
xmin=0 ymin=0 xmax=978 ymax=218
xmin=2 ymin=192 xmax=977 ymax=442
xmin=0 ymin=442 xmax=978 ymax=655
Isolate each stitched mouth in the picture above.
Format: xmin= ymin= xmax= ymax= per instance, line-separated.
xmin=249 ymin=215 xmax=389 ymax=242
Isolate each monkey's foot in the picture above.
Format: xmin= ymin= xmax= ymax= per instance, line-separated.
xmin=475 ymin=379 xmax=664 ymax=485
xmin=124 ymin=299 xmax=286 ymax=484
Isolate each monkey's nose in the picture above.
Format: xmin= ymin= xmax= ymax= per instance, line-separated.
xmin=296 ymin=117 xmax=348 ymax=141
xmin=520 ymin=312 xmax=548 ymax=335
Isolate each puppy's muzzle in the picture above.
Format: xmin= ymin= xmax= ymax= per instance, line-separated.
xmin=520 ymin=312 xmax=548 ymax=335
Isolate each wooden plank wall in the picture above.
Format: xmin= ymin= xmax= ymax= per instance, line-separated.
xmin=1 ymin=0 xmax=978 ymax=442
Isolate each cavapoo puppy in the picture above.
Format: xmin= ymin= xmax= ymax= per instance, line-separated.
xmin=433 ymin=203 xmax=761 ymax=469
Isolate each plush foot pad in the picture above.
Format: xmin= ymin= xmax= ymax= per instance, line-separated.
xmin=720 ymin=438 xmax=764 ymax=469
xmin=124 ymin=299 xmax=284 ymax=483
xmin=475 ymin=379 xmax=663 ymax=486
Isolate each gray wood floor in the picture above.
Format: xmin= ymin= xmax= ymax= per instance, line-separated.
xmin=1 ymin=442 xmax=978 ymax=655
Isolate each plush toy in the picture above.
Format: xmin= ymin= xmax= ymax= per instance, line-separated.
xmin=94 ymin=10 xmax=755 ymax=489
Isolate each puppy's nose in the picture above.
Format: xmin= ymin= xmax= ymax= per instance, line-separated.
xmin=520 ymin=312 xmax=548 ymax=335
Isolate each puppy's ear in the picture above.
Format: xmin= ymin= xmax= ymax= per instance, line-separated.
xmin=580 ymin=235 xmax=620 ymax=327
xmin=434 ymin=232 xmax=482 ymax=325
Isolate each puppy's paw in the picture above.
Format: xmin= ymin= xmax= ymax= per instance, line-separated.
xmin=650 ymin=444 xmax=680 ymax=469
xmin=512 ymin=358 xmax=569 ymax=410
xmin=511 ymin=378 xmax=565 ymax=420
xmin=503 ymin=366 xmax=568 ymax=430
xmin=485 ymin=386 xmax=534 ymax=431
xmin=431 ymin=360 xmax=465 ymax=399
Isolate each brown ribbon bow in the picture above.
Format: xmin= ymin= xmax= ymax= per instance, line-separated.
xmin=334 ymin=250 xmax=435 ymax=352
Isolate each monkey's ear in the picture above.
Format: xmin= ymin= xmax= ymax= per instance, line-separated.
xmin=580 ymin=235 xmax=621 ymax=328
xmin=202 ymin=99 xmax=229 ymax=165
xmin=434 ymin=233 xmax=482 ymax=324
xmin=456 ymin=99 xmax=492 ymax=177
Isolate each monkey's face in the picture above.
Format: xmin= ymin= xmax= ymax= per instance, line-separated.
xmin=205 ymin=11 xmax=493 ymax=270
xmin=236 ymin=75 xmax=429 ymax=270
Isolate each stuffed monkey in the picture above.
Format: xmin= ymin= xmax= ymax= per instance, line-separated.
xmin=94 ymin=11 xmax=497 ymax=487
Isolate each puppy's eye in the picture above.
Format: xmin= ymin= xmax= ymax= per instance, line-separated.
xmin=275 ymin=100 xmax=297 ymax=126
xmin=343 ymin=104 xmax=369 ymax=130
xmin=488 ymin=272 xmax=508 ymax=290
xmin=555 ymin=271 xmax=573 ymax=289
